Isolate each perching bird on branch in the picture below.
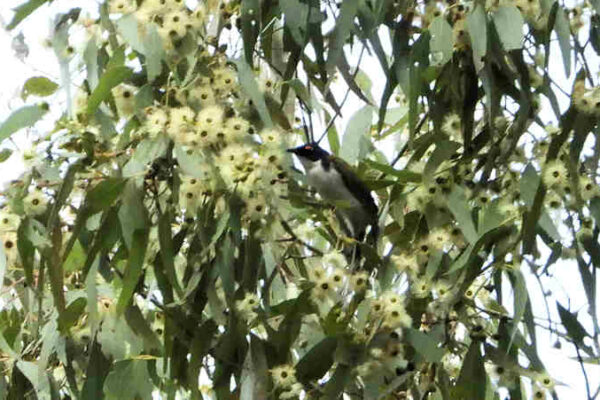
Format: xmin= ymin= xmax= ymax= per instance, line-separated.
xmin=287 ymin=142 xmax=379 ymax=246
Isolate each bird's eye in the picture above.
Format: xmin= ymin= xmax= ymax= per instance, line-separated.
xmin=304 ymin=145 xmax=312 ymax=150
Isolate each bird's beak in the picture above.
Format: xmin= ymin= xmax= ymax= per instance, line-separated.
xmin=286 ymin=147 xmax=297 ymax=154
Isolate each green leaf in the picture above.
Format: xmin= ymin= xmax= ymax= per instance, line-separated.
xmin=0 ymin=238 xmax=6 ymax=294
xmin=340 ymin=106 xmax=373 ymax=164
xmin=124 ymin=137 xmax=168 ymax=178
xmin=6 ymin=0 xmax=48 ymax=30
xmin=241 ymin=0 xmax=260 ymax=66
xmin=452 ymin=341 xmax=486 ymax=400
xmin=492 ymin=6 xmax=524 ymax=51
xmin=0 ymin=104 xmax=48 ymax=143
xmin=507 ymin=269 xmax=528 ymax=346
xmin=285 ymin=79 xmax=312 ymax=110
xmin=82 ymin=342 xmax=111 ymax=400
xmin=58 ymin=297 xmax=87 ymax=333
xmin=235 ymin=59 xmax=272 ymax=127
xmin=447 ymin=186 xmax=478 ymax=244
xmin=84 ymin=38 xmax=99 ymax=89
xmin=429 ymin=17 xmax=453 ymax=66
xmin=116 ymin=229 xmax=149 ymax=314
xmin=21 ymin=76 xmax=59 ymax=99
xmin=63 ymin=240 xmax=86 ymax=273
xmin=296 ymin=337 xmax=337 ymax=383
xmin=86 ymin=178 xmax=127 ymax=213
xmin=520 ymin=165 xmax=560 ymax=241
xmin=87 ymin=66 xmax=133 ymax=115
xmin=323 ymin=364 xmax=351 ymax=398
xmin=556 ymin=302 xmax=589 ymax=343
xmin=104 ymin=360 xmax=153 ymax=400
xmin=554 ymin=7 xmax=572 ymax=77
xmin=0 ymin=149 xmax=12 ymax=162
xmin=115 ymin=15 xmax=164 ymax=81
xmin=143 ymin=26 xmax=164 ymax=81
xmin=466 ymin=4 xmax=487 ymax=69
xmin=589 ymin=197 xmax=600 ymax=226
xmin=118 ymin=180 xmax=149 ymax=249
xmin=423 ymin=140 xmax=460 ymax=183
xmin=405 ymin=329 xmax=444 ymax=362
xmin=217 ymin=235 xmax=235 ymax=303
xmin=280 ymin=0 xmax=310 ymax=45
xmin=16 ymin=361 xmax=51 ymax=397
xmin=364 ymin=160 xmax=422 ymax=182
xmin=158 ymin=210 xmax=183 ymax=297
xmin=326 ymin=0 xmax=359 ymax=74
xmin=239 ymin=335 xmax=269 ymax=400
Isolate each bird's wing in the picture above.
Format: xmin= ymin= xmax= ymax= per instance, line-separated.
xmin=329 ymin=155 xmax=378 ymax=218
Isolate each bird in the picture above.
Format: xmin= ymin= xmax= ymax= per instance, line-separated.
xmin=287 ymin=142 xmax=379 ymax=245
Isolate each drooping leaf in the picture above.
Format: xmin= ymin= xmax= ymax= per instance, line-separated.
xmin=492 ymin=6 xmax=524 ymax=51
xmin=556 ymin=302 xmax=589 ymax=343
xmin=118 ymin=180 xmax=149 ymax=249
xmin=58 ymin=297 xmax=87 ymax=333
xmin=0 ymin=239 xmax=6 ymax=294
xmin=507 ymin=269 xmax=528 ymax=347
xmin=158 ymin=210 xmax=183 ymax=297
xmin=405 ymin=329 xmax=444 ymax=363
xmin=0 ymin=149 xmax=12 ymax=162
xmin=452 ymin=341 xmax=486 ymax=399
xmin=116 ymin=229 xmax=150 ymax=314
xmin=364 ymin=160 xmax=422 ymax=182
xmin=326 ymin=0 xmax=359 ymax=74
xmin=239 ymin=335 xmax=269 ymax=400
xmin=423 ymin=140 xmax=461 ymax=183
xmin=6 ymin=0 xmax=48 ymax=30
xmin=466 ymin=4 xmax=487 ymax=70
xmin=81 ymin=342 xmax=111 ymax=400
xmin=21 ymin=76 xmax=59 ymax=99
xmin=280 ymin=0 xmax=310 ymax=45
xmin=86 ymin=178 xmax=127 ymax=213
xmin=0 ymin=104 xmax=48 ymax=143
xmin=104 ymin=360 xmax=153 ymax=400
xmin=296 ymin=337 xmax=337 ymax=383
xmin=429 ymin=17 xmax=453 ymax=66
xmin=235 ymin=59 xmax=272 ymax=127
xmin=87 ymin=66 xmax=133 ymax=115
xmin=447 ymin=186 xmax=478 ymax=244
xmin=340 ymin=106 xmax=373 ymax=164
xmin=240 ymin=0 xmax=260 ymax=66
xmin=553 ymin=7 xmax=572 ymax=77
xmin=15 ymin=361 xmax=51 ymax=398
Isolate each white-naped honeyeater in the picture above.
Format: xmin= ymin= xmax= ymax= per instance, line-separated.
xmin=287 ymin=142 xmax=379 ymax=247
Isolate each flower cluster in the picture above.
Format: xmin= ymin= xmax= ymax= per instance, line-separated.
xmin=270 ymin=364 xmax=303 ymax=398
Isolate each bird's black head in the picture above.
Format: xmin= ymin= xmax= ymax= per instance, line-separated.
xmin=286 ymin=143 xmax=329 ymax=162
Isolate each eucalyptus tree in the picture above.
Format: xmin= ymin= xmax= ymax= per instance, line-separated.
xmin=0 ymin=0 xmax=599 ymax=399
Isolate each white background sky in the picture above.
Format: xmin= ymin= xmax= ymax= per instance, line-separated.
xmin=0 ymin=0 xmax=599 ymax=398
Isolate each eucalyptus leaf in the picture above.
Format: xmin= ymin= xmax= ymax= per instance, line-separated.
xmin=6 ymin=0 xmax=47 ymax=30
xmin=447 ymin=186 xmax=478 ymax=244
xmin=466 ymin=4 xmax=487 ymax=70
xmin=452 ymin=341 xmax=486 ymax=399
xmin=554 ymin=7 xmax=572 ymax=77
xmin=21 ymin=76 xmax=59 ymax=99
xmin=429 ymin=17 xmax=453 ymax=66
xmin=235 ymin=59 xmax=272 ymax=127
xmin=87 ymin=66 xmax=133 ymax=115
xmin=116 ymin=229 xmax=150 ymax=314
xmin=492 ymin=6 xmax=524 ymax=51
xmin=340 ymin=106 xmax=373 ymax=164
xmin=0 ymin=104 xmax=48 ymax=143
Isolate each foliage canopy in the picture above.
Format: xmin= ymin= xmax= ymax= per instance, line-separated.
xmin=1 ymin=0 xmax=600 ymax=399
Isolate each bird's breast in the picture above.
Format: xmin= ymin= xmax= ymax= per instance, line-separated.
xmin=306 ymin=164 xmax=361 ymax=208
